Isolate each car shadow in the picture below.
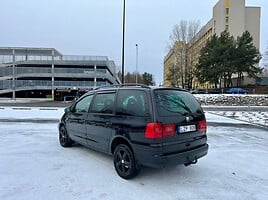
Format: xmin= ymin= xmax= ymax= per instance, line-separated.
xmin=60 ymin=143 xmax=204 ymax=181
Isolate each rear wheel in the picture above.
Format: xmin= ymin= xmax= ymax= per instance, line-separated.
xmin=113 ymin=144 xmax=139 ymax=179
xmin=59 ymin=125 xmax=73 ymax=147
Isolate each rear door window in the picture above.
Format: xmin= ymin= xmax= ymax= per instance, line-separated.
xmin=115 ymin=90 xmax=149 ymax=117
xmin=91 ymin=92 xmax=116 ymax=114
xmin=154 ymin=89 xmax=202 ymax=116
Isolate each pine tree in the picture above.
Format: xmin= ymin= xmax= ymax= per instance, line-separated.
xmin=196 ymin=31 xmax=261 ymax=88
xmin=234 ymin=31 xmax=262 ymax=86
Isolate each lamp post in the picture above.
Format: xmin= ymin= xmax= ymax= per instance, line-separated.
xmin=51 ymin=49 xmax=55 ymax=100
xmin=121 ymin=0 xmax=126 ymax=84
xmin=12 ymin=49 xmax=16 ymax=100
xmin=135 ymin=44 xmax=138 ymax=84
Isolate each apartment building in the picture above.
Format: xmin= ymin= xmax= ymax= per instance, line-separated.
xmin=163 ymin=41 xmax=186 ymax=86
xmin=163 ymin=0 xmax=260 ymax=88
xmin=0 ymin=47 xmax=120 ymax=100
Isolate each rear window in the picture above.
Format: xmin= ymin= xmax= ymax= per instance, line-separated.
xmin=154 ymin=90 xmax=202 ymax=116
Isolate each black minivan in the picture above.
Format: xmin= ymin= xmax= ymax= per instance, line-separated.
xmin=59 ymin=84 xmax=208 ymax=179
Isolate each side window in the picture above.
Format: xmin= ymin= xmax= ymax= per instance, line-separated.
xmin=91 ymin=92 xmax=116 ymax=114
xmin=74 ymin=95 xmax=93 ymax=113
xmin=115 ymin=90 xmax=149 ymax=117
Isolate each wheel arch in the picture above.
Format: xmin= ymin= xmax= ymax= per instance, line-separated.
xmin=110 ymin=136 xmax=133 ymax=155
xmin=58 ymin=122 xmax=65 ymax=129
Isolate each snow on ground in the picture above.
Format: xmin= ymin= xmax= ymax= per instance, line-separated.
xmin=0 ymin=108 xmax=268 ymax=200
xmin=205 ymin=112 xmax=250 ymax=124
xmin=0 ymin=98 xmax=49 ymax=103
xmin=0 ymin=107 xmax=64 ymax=120
xmin=209 ymin=111 xmax=268 ymax=127
xmin=1 ymin=106 xmax=267 ymax=127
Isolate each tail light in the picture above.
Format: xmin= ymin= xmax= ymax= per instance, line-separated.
xmin=145 ymin=123 xmax=175 ymax=139
xmin=163 ymin=124 xmax=176 ymax=137
xmin=198 ymin=119 xmax=207 ymax=133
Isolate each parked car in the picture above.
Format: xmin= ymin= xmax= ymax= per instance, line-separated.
xmin=207 ymin=89 xmax=222 ymax=94
xmin=226 ymin=87 xmax=248 ymax=94
xmin=58 ymin=84 xmax=209 ymax=179
xmin=190 ymin=89 xmax=207 ymax=94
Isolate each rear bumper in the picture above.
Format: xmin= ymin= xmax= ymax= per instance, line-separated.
xmin=133 ymin=143 xmax=209 ymax=168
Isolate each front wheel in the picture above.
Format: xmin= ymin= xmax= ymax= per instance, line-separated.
xmin=59 ymin=125 xmax=73 ymax=147
xmin=113 ymin=144 xmax=139 ymax=179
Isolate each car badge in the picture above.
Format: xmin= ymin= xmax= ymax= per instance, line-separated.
xmin=185 ymin=116 xmax=190 ymax=122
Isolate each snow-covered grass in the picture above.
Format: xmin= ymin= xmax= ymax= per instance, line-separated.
xmin=0 ymin=115 xmax=267 ymax=199
xmin=194 ymin=94 xmax=268 ymax=126
xmin=194 ymin=94 xmax=268 ymax=106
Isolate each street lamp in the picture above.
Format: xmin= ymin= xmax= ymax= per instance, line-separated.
xmin=121 ymin=0 xmax=126 ymax=84
xmin=12 ymin=49 xmax=16 ymax=100
xmin=135 ymin=44 xmax=138 ymax=84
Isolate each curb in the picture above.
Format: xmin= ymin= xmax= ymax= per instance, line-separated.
xmin=0 ymin=119 xmax=59 ymax=123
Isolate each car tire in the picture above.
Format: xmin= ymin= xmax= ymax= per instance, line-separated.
xmin=59 ymin=125 xmax=73 ymax=147
xmin=113 ymin=144 xmax=139 ymax=179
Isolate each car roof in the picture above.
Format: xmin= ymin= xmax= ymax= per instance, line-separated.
xmin=82 ymin=84 xmax=188 ymax=96
xmin=95 ymin=84 xmax=188 ymax=92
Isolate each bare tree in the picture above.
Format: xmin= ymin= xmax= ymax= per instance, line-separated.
xmin=166 ymin=20 xmax=200 ymax=89
xmin=263 ymin=44 xmax=268 ymax=75
xmin=168 ymin=20 xmax=200 ymax=48
xmin=187 ymin=20 xmax=200 ymax=42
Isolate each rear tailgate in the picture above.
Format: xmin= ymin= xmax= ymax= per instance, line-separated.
xmin=153 ymin=89 xmax=207 ymax=154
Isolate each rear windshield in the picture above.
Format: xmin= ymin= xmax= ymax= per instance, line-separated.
xmin=154 ymin=90 xmax=202 ymax=116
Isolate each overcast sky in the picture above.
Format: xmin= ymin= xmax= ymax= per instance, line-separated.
xmin=1 ymin=0 xmax=267 ymax=84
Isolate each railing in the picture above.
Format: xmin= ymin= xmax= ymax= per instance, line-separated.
xmin=0 ymin=55 xmax=109 ymax=63
xmin=0 ymin=80 xmax=101 ymax=90
xmin=60 ymin=55 xmax=108 ymax=61
xmin=0 ymin=67 xmax=107 ymax=76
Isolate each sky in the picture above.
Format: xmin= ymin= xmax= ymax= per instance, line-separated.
xmin=0 ymin=0 xmax=267 ymax=85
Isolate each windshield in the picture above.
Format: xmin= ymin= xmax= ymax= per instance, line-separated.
xmin=154 ymin=90 xmax=202 ymax=116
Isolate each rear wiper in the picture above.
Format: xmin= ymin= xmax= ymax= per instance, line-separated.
xmin=158 ymin=104 xmax=188 ymax=115
xmin=169 ymin=98 xmax=192 ymax=113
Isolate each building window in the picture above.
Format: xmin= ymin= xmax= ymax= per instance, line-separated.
xmin=225 ymin=17 xmax=229 ymax=23
xmin=226 ymin=8 xmax=229 ymax=14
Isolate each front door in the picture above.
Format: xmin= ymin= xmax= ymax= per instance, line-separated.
xmin=86 ymin=91 xmax=116 ymax=152
xmin=66 ymin=94 xmax=93 ymax=145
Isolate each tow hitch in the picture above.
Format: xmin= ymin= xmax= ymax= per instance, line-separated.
xmin=184 ymin=157 xmax=198 ymax=166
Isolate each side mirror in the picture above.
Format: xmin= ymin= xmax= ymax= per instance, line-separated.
xmin=64 ymin=107 xmax=71 ymax=113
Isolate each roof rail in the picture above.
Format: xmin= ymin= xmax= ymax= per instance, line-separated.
xmin=95 ymin=83 xmax=150 ymax=90
xmin=119 ymin=83 xmax=150 ymax=88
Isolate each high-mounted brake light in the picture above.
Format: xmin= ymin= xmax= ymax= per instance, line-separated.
xmin=145 ymin=123 xmax=175 ymax=139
